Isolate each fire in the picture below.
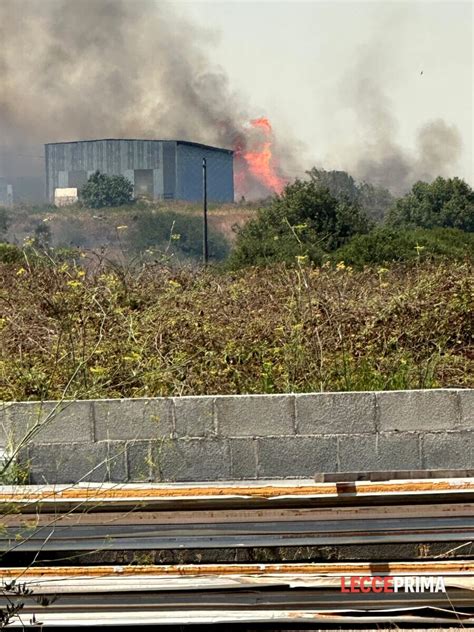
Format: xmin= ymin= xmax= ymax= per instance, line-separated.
xmin=233 ymin=117 xmax=287 ymax=198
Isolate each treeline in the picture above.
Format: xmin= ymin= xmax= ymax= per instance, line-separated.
xmin=230 ymin=171 xmax=474 ymax=268
xmin=1 ymin=170 xmax=473 ymax=268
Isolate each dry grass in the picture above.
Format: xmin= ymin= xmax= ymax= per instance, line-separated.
xmin=0 ymin=254 xmax=472 ymax=401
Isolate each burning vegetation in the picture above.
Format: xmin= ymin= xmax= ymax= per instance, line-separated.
xmin=234 ymin=118 xmax=287 ymax=198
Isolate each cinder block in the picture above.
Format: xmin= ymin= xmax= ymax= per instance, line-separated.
xmin=458 ymin=390 xmax=474 ymax=429
xmin=216 ymin=394 xmax=294 ymax=437
xmin=338 ymin=433 xmax=421 ymax=472
xmin=156 ymin=438 xmax=231 ymax=482
xmin=377 ymin=390 xmax=459 ymax=432
xmin=6 ymin=400 xmax=93 ymax=445
xmin=94 ymin=398 xmax=173 ymax=441
xmin=230 ymin=438 xmax=258 ymax=479
xmin=257 ymin=436 xmax=337 ymax=478
xmin=127 ymin=440 xmax=152 ymax=481
xmin=422 ymin=432 xmax=474 ymax=469
xmin=174 ymin=396 xmax=215 ymax=437
xmin=296 ymin=392 xmax=376 ymax=435
xmin=28 ymin=441 xmax=127 ymax=484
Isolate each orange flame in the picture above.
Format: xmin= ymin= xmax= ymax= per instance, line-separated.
xmin=243 ymin=117 xmax=286 ymax=194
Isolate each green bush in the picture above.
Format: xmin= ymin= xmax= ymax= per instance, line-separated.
xmin=230 ymin=179 xmax=372 ymax=268
xmin=131 ymin=210 xmax=230 ymax=262
xmin=0 ymin=208 xmax=9 ymax=237
xmin=388 ymin=177 xmax=474 ymax=232
xmin=80 ymin=171 xmax=134 ymax=208
xmin=332 ymin=227 xmax=474 ymax=267
xmin=0 ymin=242 xmax=22 ymax=263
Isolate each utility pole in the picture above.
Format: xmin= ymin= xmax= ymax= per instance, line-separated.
xmin=202 ymin=157 xmax=209 ymax=265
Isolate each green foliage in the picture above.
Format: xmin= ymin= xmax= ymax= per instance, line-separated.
xmin=0 ymin=208 xmax=9 ymax=237
xmin=307 ymin=167 xmax=395 ymax=222
xmin=230 ymin=179 xmax=372 ymax=267
xmin=0 ymin=242 xmax=22 ymax=264
xmin=131 ymin=210 xmax=230 ymax=262
xmin=332 ymin=227 xmax=474 ymax=268
xmin=388 ymin=176 xmax=474 ymax=232
xmin=80 ymin=171 xmax=134 ymax=208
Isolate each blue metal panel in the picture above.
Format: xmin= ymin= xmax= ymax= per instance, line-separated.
xmin=176 ymin=143 xmax=234 ymax=203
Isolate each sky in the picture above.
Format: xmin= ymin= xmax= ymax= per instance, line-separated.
xmin=176 ymin=0 xmax=473 ymax=184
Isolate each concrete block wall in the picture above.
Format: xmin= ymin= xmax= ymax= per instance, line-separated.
xmin=0 ymin=389 xmax=472 ymax=484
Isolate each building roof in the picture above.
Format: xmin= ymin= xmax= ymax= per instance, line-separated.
xmin=44 ymin=139 xmax=233 ymax=155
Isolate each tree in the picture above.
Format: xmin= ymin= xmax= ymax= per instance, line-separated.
xmin=388 ymin=177 xmax=474 ymax=232
xmin=230 ymin=179 xmax=372 ymax=267
xmin=307 ymin=167 xmax=395 ymax=222
xmin=80 ymin=171 xmax=133 ymax=208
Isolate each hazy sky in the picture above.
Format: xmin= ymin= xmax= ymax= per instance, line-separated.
xmin=176 ymin=0 xmax=473 ymax=183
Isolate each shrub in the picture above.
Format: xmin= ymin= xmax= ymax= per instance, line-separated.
xmin=388 ymin=177 xmax=474 ymax=232
xmin=80 ymin=171 xmax=134 ymax=208
xmin=332 ymin=227 xmax=474 ymax=267
xmin=0 ymin=242 xmax=22 ymax=263
xmin=230 ymin=179 xmax=372 ymax=267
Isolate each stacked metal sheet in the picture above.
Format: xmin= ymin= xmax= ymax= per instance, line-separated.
xmin=1 ymin=478 xmax=474 ymax=627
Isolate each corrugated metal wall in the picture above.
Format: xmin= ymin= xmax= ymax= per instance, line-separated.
xmin=176 ymin=143 xmax=234 ymax=203
xmin=45 ymin=140 xmax=233 ymax=203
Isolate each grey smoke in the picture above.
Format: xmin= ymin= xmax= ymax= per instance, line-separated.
xmin=0 ymin=0 xmax=464 ymax=198
xmin=0 ymin=0 xmax=297 ymax=197
xmin=339 ymin=41 xmax=463 ymax=194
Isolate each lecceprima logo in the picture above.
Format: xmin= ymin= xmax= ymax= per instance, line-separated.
xmin=340 ymin=576 xmax=446 ymax=593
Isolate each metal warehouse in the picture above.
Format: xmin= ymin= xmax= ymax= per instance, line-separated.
xmin=44 ymin=139 xmax=234 ymax=203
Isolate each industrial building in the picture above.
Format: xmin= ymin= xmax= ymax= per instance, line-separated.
xmin=45 ymin=139 xmax=234 ymax=203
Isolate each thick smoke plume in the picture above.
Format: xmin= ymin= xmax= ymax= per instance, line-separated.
xmin=0 ymin=0 xmax=294 ymax=198
xmin=0 ymin=0 xmax=465 ymax=200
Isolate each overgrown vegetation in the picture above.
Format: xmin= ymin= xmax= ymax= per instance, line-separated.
xmin=230 ymin=175 xmax=474 ymax=268
xmin=1 ymin=251 xmax=472 ymax=401
xmin=130 ymin=210 xmax=229 ymax=261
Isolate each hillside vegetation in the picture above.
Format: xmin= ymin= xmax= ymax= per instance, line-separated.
xmin=1 ymin=254 xmax=472 ymax=401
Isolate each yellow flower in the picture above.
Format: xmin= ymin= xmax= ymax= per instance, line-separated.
xmin=378 ymin=267 xmax=389 ymax=274
xmin=67 ymin=280 xmax=82 ymax=288
xmin=168 ymin=279 xmax=181 ymax=289
xmin=90 ymin=366 xmax=107 ymax=375
xmin=336 ymin=261 xmax=346 ymax=270
xmin=295 ymin=255 xmax=308 ymax=264
xmin=123 ymin=352 xmax=141 ymax=362
xmin=16 ymin=267 xmax=26 ymax=276
xmin=77 ymin=270 xmax=86 ymax=278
